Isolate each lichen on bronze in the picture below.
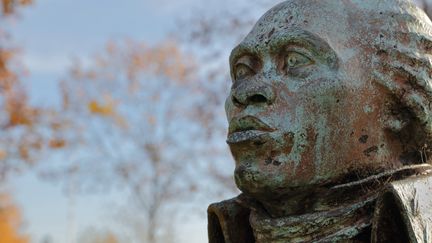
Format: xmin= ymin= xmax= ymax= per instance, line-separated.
xmin=208 ymin=0 xmax=432 ymax=242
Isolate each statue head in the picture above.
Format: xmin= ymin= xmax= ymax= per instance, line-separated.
xmin=226 ymin=0 xmax=432 ymax=203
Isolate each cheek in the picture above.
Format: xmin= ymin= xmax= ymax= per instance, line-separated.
xmin=286 ymin=126 xmax=319 ymax=185
xmin=279 ymin=85 xmax=354 ymax=178
xmin=308 ymin=90 xmax=388 ymax=177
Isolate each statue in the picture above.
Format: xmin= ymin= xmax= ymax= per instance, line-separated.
xmin=208 ymin=0 xmax=432 ymax=242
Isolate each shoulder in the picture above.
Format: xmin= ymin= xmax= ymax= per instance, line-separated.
xmin=372 ymin=173 xmax=432 ymax=242
xmin=208 ymin=195 xmax=255 ymax=243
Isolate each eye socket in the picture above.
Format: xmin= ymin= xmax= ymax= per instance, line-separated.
xmin=284 ymin=52 xmax=312 ymax=70
xmin=234 ymin=63 xmax=255 ymax=80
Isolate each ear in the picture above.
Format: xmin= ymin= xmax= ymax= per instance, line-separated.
xmin=383 ymin=93 xmax=432 ymax=164
xmin=383 ymin=109 xmax=411 ymax=133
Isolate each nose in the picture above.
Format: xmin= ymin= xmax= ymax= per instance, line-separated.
xmin=231 ymin=80 xmax=276 ymax=107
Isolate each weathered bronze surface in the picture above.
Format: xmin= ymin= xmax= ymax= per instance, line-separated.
xmin=208 ymin=0 xmax=432 ymax=242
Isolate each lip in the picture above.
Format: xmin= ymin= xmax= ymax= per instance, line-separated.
xmin=227 ymin=116 xmax=275 ymax=144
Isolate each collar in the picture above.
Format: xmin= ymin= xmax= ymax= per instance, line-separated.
xmin=236 ymin=164 xmax=432 ymax=242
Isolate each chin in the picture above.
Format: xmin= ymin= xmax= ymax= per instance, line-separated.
xmin=234 ymin=162 xmax=297 ymax=199
xmin=234 ymin=160 xmax=334 ymax=200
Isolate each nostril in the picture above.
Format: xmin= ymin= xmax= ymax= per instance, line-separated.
xmin=248 ymin=94 xmax=268 ymax=104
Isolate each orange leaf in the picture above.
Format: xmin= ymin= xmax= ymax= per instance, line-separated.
xmin=48 ymin=138 xmax=66 ymax=149
xmin=0 ymin=149 xmax=7 ymax=160
xmin=0 ymin=193 xmax=29 ymax=243
xmin=88 ymin=100 xmax=115 ymax=116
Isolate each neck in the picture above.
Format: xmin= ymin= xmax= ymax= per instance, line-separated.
xmin=242 ymin=164 xmax=432 ymax=218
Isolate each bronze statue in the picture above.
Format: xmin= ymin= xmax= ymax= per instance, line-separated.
xmin=208 ymin=0 xmax=432 ymax=242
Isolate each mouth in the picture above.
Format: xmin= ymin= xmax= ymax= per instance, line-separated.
xmin=227 ymin=116 xmax=275 ymax=144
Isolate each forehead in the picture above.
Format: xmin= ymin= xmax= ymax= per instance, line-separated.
xmin=242 ymin=0 xmax=418 ymax=45
xmin=229 ymin=1 xmax=357 ymax=69
xmin=240 ymin=1 xmax=350 ymax=51
xmin=229 ymin=0 xmax=428 ymax=73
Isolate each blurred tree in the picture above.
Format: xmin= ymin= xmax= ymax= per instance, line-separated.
xmin=0 ymin=193 xmax=28 ymax=243
xmin=0 ymin=2 xmax=42 ymax=243
xmin=42 ymin=40 xmax=219 ymax=243
xmin=0 ymin=0 xmax=64 ymax=182
xmin=0 ymin=0 xmax=57 ymax=183
xmin=1 ymin=0 xmax=31 ymax=16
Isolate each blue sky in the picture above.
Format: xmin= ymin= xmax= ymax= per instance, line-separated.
xmin=6 ymin=0 xmax=238 ymax=242
xmin=10 ymin=0 xmax=194 ymax=107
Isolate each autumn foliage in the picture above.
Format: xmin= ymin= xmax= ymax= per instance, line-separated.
xmin=0 ymin=6 xmax=34 ymax=220
xmin=0 ymin=39 xmax=37 ymax=130
xmin=0 ymin=0 xmax=38 ymax=129
xmin=0 ymin=193 xmax=28 ymax=243
xmin=55 ymin=40 xmax=201 ymax=242
xmin=1 ymin=0 xmax=31 ymax=15
xmin=0 ymin=0 xmax=65 ymax=181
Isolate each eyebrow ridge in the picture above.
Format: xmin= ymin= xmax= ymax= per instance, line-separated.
xmin=229 ymin=43 xmax=259 ymax=67
xmin=229 ymin=29 xmax=339 ymax=70
xmin=273 ymin=29 xmax=339 ymax=69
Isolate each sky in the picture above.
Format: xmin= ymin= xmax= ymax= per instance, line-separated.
xmin=5 ymin=0 xmax=239 ymax=242
xmin=10 ymin=0 xmax=207 ymax=107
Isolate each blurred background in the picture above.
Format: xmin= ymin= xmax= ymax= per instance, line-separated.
xmin=0 ymin=0 xmax=431 ymax=243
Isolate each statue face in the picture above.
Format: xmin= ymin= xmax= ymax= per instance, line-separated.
xmin=226 ymin=0 xmax=405 ymax=200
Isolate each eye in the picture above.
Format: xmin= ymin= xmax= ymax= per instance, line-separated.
xmin=234 ymin=64 xmax=254 ymax=80
xmin=284 ymin=52 xmax=312 ymax=69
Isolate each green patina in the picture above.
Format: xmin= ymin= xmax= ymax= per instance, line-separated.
xmin=210 ymin=0 xmax=432 ymax=242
